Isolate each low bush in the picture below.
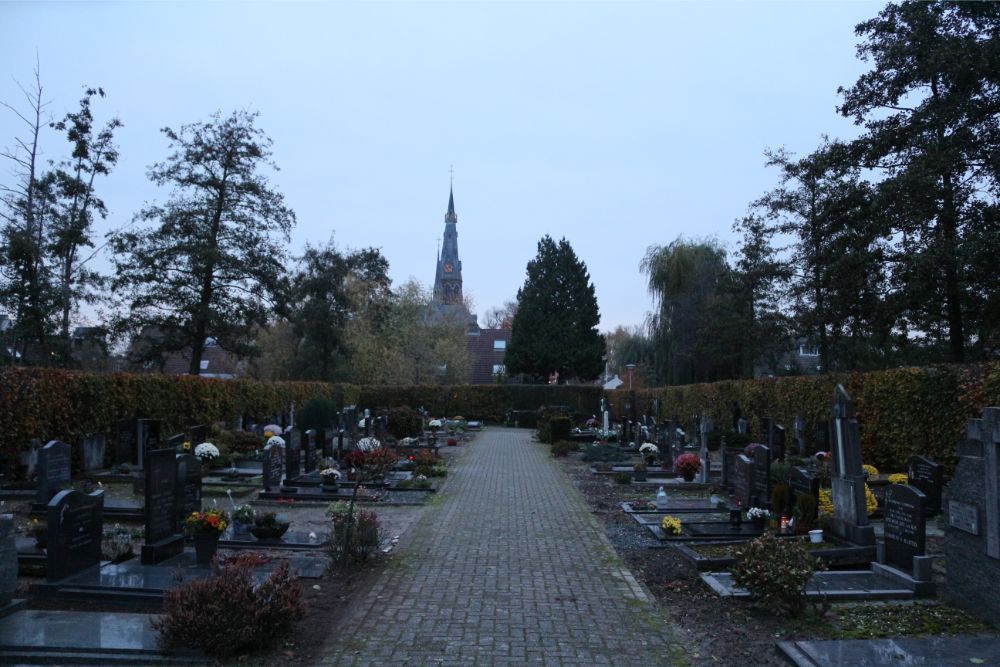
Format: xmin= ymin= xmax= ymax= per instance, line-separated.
xmin=770 ymin=484 xmax=791 ymax=515
xmin=412 ymin=449 xmax=440 ymax=467
xmin=152 ymin=556 xmax=304 ymax=657
xmin=383 ymin=406 xmax=423 ymax=439
xmin=613 ymin=472 xmax=632 ymax=484
xmin=550 ymin=440 xmax=576 ymax=457
xmin=327 ymin=505 xmax=382 ymax=563
xmin=794 ymin=493 xmax=818 ymax=530
xmin=297 ymin=396 xmax=338 ymax=432
xmin=214 ymin=430 xmax=262 ymax=456
xmin=731 ymin=533 xmax=826 ymax=616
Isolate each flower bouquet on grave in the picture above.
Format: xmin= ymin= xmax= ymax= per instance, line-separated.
xmin=185 ymin=509 xmax=229 ymax=565
xmin=320 ymin=467 xmax=342 ymax=491
xmin=266 ymin=435 xmax=285 ymax=448
xmin=639 ymin=442 xmax=659 ymax=465
xmin=101 ymin=524 xmax=135 ymax=563
xmin=746 ymin=506 xmax=771 ymax=530
xmin=251 ymin=511 xmax=290 ymax=540
xmin=673 ymin=452 xmax=702 ymax=482
xmin=28 ymin=517 xmax=47 ymax=549
xmin=660 ymin=515 xmax=682 ymax=536
xmin=231 ymin=504 xmax=255 ymax=536
xmin=194 ymin=442 xmax=220 ymax=474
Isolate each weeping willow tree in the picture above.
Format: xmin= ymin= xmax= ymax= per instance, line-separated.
xmin=641 ymin=239 xmax=742 ymax=385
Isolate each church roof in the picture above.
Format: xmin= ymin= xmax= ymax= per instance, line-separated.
xmin=447 ymin=186 xmax=455 ymax=219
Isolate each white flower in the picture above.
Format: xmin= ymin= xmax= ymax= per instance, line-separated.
xmin=747 ymin=507 xmax=771 ymax=520
xmin=356 ymin=437 xmax=381 ymax=452
xmin=194 ymin=442 xmax=219 ymax=461
xmin=266 ymin=435 xmax=285 ymax=447
xmin=320 ymin=468 xmax=341 ymax=480
xmin=428 ymin=419 xmax=442 ymax=428
xmin=639 ymin=443 xmax=659 ymax=455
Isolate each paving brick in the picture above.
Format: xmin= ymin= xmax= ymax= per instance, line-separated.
xmin=316 ymin=428 xmax=683 ymax=666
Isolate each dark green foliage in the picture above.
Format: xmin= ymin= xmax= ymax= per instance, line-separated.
xmin=770 ymin=484 xmax=791 ymax=515
xmin=770 ymin=462 xmax=792 ymax=486
xmin=580 ymin=444 xmax=628 ymax=463
xmin=548 ymin=416 xmax=572 ymax=444
xmin=383 ymin=406 xmax=423 ymax=439
xmin=551 ymin=440 xmax=576 ymax=457
xmin=152 ymin=556 xmax=304 ymax=657
xmin=613 ymin=472 xmax=632 ymax=485
xmin=327 ymin=507 xmax=381 ymax=563
xmin=110 ymin=110 xmax=295 ymax=375
xmin=731 ymin=533 xmax=826 ymax=616
xmin=794 ymin=494 xmax=818 ymax=531
xmin=296 ymin=396 xmax=338 ymax=432
xmin=713 ymin=430 xmax=752 ymax=451
xmin=506 ymin=236 xmax=605 ymax=382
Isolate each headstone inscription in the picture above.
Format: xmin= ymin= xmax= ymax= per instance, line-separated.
xmin=46 ymin=489 xmax=104 ymax=581
xmin=286 ymin=428 xmax=302 ymax=480
xmin=114 ymin=419 xmax=135 ymax=464
xmin=304 ymin=429 xmax=318 ymax=474
xmin=136 ymin=418 xmax=162 ymax=470
xmin=882 ymin=483 xmax=926 ymax=573
xmin=37 ymin=440 xmax=72 ymax=504
xmin=174 ymin=453 xmax=202 ymax=526
xmin=733 ymin=455 xmax=753 ymax=508
xmin=908 ymin=455 xmax=944 ymax=515
xmin=944 ymin=407 xmax=1000 ymax=622
xmin=751 ymin=445 xmax=771 ymax=508
xmin=263 ymin=440 xmax=285 ymax=492
xmin=81 ymin=432 xmax=105 ymax=471
xmin=141 ymin=448 xmax=184 ymax=565
xmin=827 ymin=385 xmax=875 ymax=546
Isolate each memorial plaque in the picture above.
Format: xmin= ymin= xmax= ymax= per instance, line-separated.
xmin=81 ymin=433 xmax=106 ymax=471
xmin=37 ymin=440 xmax=72 ymax=504
xmin=733 ymin=455 xmax=753 ymax=508
xmin=949 ymin=500 xmax=980 ymax=535
xmin=175 ymin=453 xmax=202 ymax=525
xmin=908 ymin=455 xmax=944 ymax=515
xmin=263 ymin=441 xmax=285 ymax=492
xmin=751 ymin=445 xmax=771 ymax=508
xmin=144 ymin=448 xmax=178 ymax=544
xmin=789 ymin=467 xmax=819 ymax=501
xmin=286 ymin=428 xmax=302 ymax=480
xmin=883 ymin=484 xmax=926 ymax=572
xmin=321 ymin=428 xmax=334 ymax=458
xmin=46 ymin=489 xmax=104 ymax=581
xmin=115 ymin=419 xmax=135 ymax=464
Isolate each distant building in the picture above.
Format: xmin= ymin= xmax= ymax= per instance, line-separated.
xmin=429 ymin=185 xmax=511 ymax=384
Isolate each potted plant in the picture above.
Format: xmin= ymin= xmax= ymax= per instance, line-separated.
xmin=101 ymin=524 xmax=136 ymax=563
xmin=673 ymin=452 xmax=702 ymax=482
xmin=632 ymin=461 xmax=648 ymax=482
xmin=194 ymin=442 xmax=220 ymax=475
xmin=638 ymin=443 xmax=659 ymax=466
xmin=747 ymin=506 xmax=771 ymax=531
xmin=184 ymin=509 xmax=229 ymax=565
xmin=251 ymin=512 xmax=290 ymax=541
xmin=660 ymin=515 xmax=682 ymax=537
xmin=320 ymin=467 xmax=342 ymax=492
xmin=231 ymin=504 xmax=255 ymax=537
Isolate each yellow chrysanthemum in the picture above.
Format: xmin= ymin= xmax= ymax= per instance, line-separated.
xmin=862 ymin=464 xmax=879 ymax=477
xmin=818 ymin=488 xmax=834 ymax=517
xmin=865 ymin=484 xmax=878 ymax=516
xmin=887 ymin=473 xmax=908 ymax=485
xmin=661 ymin=515 xmax=682 ymax=536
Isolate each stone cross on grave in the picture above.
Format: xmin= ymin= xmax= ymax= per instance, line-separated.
xmin=965 ymin=407 xmax=1000 ymax=559
xmin=828 ymin=384 xmax=874 ymax=545
xmin=698 ymin=418 xmax=713 ymax=484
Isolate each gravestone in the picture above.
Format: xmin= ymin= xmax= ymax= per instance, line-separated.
xmin=304 ymin=429 xmax=318 ymax=474
xmin=174 ymin=453 xmax=202 ymax=526
xmin=793 ymin=415 xmax=808 ymax=457
xmin=721 ymin=448 xmax=735 ymax=491
xmin=114 ymin=419 xmax=135 ymax=465
xmin=80 ymin=433 xmax=105 ymax=472
xmin=321 ymin=428 xmax=334 ymax=458
xmin=286 ymin=428 xmax=302 ymax=480
xmin=733 ymin=454 xmax=753 ymax=508
xmin=46 ymin=489 xmax=104 ymax=581
xmin=263 ymin=440 xmax=285 ymax=492
xmin=815 ymin=422 xmax=830 ymax=454
xmin=0 ymin=514 xmax=14 ymax=605
xmin=772 ymin=424 xmax=786 ymax=462
xmin=789 ymin=467 xmax=819 ymax=502
xmin=141 ymin=448 xmax=184 ymax=564
xmin=188 ymin=424 xmax=208 ymax=446
xmin=760 ymin=417 xmax=773 ymax=450
xmin=698 ymin=418 xmax=713 ymax=484
xmin=751 ymin=445 xmax=771 ymax=508
xmin=827 ymin=385 xmax=875 ymax=546
xmin=908 ymin=455 xmax=943 ymax=515
xmin=136 ymin=418 xmax=161 ymax=470
xmin=737 ymin=418 xmax=748 ymax=436
xmin=36 ymin=440 xmax=72 ymax=504
xmin=882 ymin=483 xmax=926 ymax=573
xmin=945 ymin=407 xmax=1000 ymax=621
xmin=166 ymin=433 xmax=185 ymax=450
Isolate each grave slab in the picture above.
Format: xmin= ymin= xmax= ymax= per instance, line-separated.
xmin=778 ymin=637 xmax=1000 ymax=667
xmin=701 ymin=570 xmax=915 ymax=601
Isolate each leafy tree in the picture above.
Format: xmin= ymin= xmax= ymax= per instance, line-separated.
xmin=110 ymin=110 xmax=295 ymax=374
xmin=506 ymin=236 xmax=604 ymax=383
xmin=604 ymin=325 xmax=655 ymax=387
xmin=838 ymin=0 xmax=1000 ymax=362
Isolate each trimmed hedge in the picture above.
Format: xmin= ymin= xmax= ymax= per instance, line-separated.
xmin=609 ymin=363 xmax=1000 ymax=472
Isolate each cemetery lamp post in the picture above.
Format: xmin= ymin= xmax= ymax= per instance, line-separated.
xmin=626 ymin=364 xmax=636 ymax=391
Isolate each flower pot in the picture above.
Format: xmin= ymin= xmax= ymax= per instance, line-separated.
xmin=193 ymin=532 xmax=220 ymax=565
xmin=633 ymin=471 xmax=647 ymax=482
xmin=682 ymin=471 xmax=695 ymax=482
xmin=322 ymin=482 xmax=339 ymax=494
xmin=232 ymin=521 xmax=251 ymax=538
xmin=752 ymin=518 xmax=767 ymax=531
xmin=251 ymin=523 xmax=290 ymax=541
xmin=809 ymin=529 xmax=823 ymax=544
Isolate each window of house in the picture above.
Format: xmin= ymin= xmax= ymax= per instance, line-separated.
xmin=200 ymin=360 xmax=210 ymax=370
xmin=799 ymin=345 xmax=819 ymax=357
xmin=493 ymin=339 xmax=506 ymax=350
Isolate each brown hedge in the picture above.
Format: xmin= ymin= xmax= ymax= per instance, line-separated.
xmin=608 ymin=363 xmax=1000 ymax=472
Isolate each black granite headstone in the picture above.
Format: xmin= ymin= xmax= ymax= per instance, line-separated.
xmin=81 ymin=433 xmax=106 ymax=471
xmin=751 ymin=445 xmax=771 ymax=508
xmin=814 ymin=422 xmax=830 ymax=454
xmin=46 ymin=489 xmax=104 ymax=581
xmin=115 ymin=419 xmax=135 ymax=465
xmin=883 ymin=483 xmax=926 ymax=572
xmin=174 ymin=453 xmax=202 ymax=526
xmin=37 ymin=440 xmax=72 ymax=504
xmin=908 ymin=455 xmax=943 ymax=515
xmin=773 ymin=424 xmax=786 ymax=462
xmin=136 ymin=418 xmax=161 ymax=470
xmin=166 ymin=433 xmax=185 ymax=450
xmin=263 ymin=441 xmax=285 ymax=492
xmin=733 ymin=454 xmax=753 ymax=508
xmin=286 ymin=429 xmax=302 ymax=480
xmin=789 ymin=467 xmax=819 ymax=501
xmin=188 ymin=424 xmax=208 ymax=446
xmin=321 ymin=428 xmax=334 ymax=458
xmin=141 ymin=448 xmax=183 ymax=564
xmin=304 ymin=429 xmax=318 ymax=473
xmin=760 ymin=417 xmax=773 ymax=449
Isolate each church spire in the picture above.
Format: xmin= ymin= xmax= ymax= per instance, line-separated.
xmin=446 ymin=185 xmax=457 ymax=223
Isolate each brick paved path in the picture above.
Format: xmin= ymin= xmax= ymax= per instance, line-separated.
xmin=318 ymin=428 xmax=684 ymax=666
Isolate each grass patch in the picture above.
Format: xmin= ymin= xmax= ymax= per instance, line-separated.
xmin=830 ymin=603 xmax=991 ymax=639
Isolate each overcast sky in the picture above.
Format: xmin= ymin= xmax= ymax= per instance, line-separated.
xmin=1 ymin=1 xmax=882 ymax=332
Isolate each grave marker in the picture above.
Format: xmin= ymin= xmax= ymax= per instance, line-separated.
xmin=908 ymin=455 xmax=943 ymax=515
xmin=46 ymin=489 xmax=104 ymax=581
xmin=827 ymin=385 xmax=875 ymax=546
xmin=166 ymin=433 xmax=185 ymax=450
xmin=883 ymin=484 xmax=927 ymax=573
xmin=188 ymin=424 xmax=208 ymax=446
xmin=286 ymin=428 xmax=302 ymax=480
xmin=175 ymin=453 xmax=202 ymax=526
xmin=789 ymin=467 xmax=819 ymax=502
xmin=80 ymin=433 xmax=105 ymax=472
xmin=36 ymin=440 xmax=72 ymax=504
xmin=733 ymin=454 xmax=753 ymax=508
xmin=751 ymin=445 xmax=771 ymax=508
xmin=304 ymin=429 xmax=318 ymax=474
xmin=698 ymin=418 xmax=713 ymax=484
xmin=114 ymin=419 xmax=134 ymax=464
xmin=136 ymin=418 xmax=161 ymax=470
xmin=772 ymin=424 xmax=786 ymax=462
xmin=263 ymin=440 xmax=285 ymax=492
xmin=141 ymin=448 xmax=184 ymax=564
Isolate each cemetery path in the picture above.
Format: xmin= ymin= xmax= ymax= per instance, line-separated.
xmin=316 ymin=428 xmax=685 ymax=667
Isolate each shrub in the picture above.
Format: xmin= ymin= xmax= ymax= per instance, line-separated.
xmin=297 ymin=396 xmax=338 ymax=432
xmin=550 ymin=440 xmax=576 ymax=457
xmin=731 ymin=533 xmax=825 ymax=616
xmin=412 ymin=449 xmax=440 ymax=467
xmin=327 ymin=507 xmax=381 ymax=563
xmin=383 ymin=406 xmax=423 ymax=439
xmin=215 ymin=430 xmax=262 ymax=456
xmin=548 ymin=416 xmax=572 ymax=444
xmin=769 ymin=461 xmax=792 ymax=485
xmin=581 ymin=444 xmax=627 ymax=463
xmin=794 ymin=494 xmax=818 ymax=531
xmin=770 ymin=484 xmax=791 ymax=515
xmin=152 ymin=557 xmax=304 ymax=657
xmin=613 ymin=472 xmax=632 ymax=484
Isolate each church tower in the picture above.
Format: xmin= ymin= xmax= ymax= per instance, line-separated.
xmin=433 ymin=186 xmax=463 ymax=305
